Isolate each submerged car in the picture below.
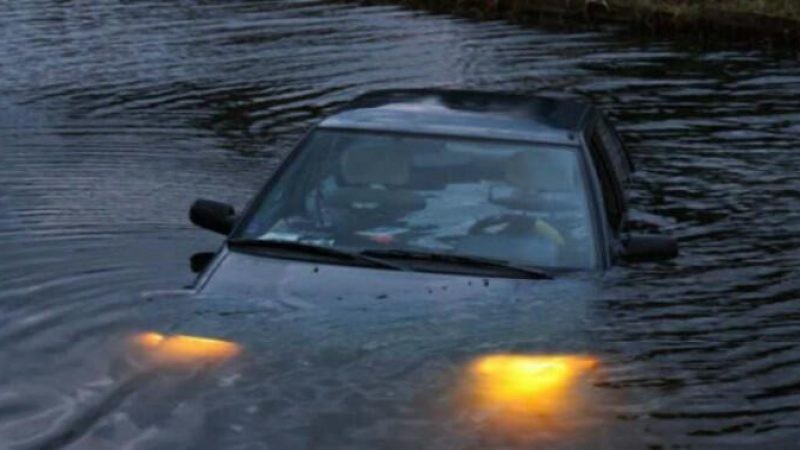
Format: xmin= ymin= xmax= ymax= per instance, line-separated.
xmin=125 ymin=90 xmax=678 ymax=445
xmin=189 ymin=89 xmax=677 ymax=293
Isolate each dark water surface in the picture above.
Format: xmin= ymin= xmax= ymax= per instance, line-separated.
xmin=1 ymin=1 xmax=800 ymax=448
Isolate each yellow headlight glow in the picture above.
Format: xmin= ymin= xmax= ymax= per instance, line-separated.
xmin=131 ymin=332 xmax=241 ymax=366
xmin=460 ymin=354 xmax=600 ymax=441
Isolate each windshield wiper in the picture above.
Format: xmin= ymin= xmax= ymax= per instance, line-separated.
xmin=360 ymin=249 xmax=552 ymax=280
xmin=228 ymin=239 xmax=406 ymax=271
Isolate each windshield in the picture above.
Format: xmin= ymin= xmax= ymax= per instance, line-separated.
xmin=237 ymin=129 xmax=598 ymax=270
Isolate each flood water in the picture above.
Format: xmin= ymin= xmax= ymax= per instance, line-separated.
xmin=1 ymin=1 xmax=800 ymax=448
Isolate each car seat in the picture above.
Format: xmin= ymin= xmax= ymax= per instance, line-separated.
xmin=323 ymin=145 xmax=425 ymax=230
xmin=493 ymin=150 xmax=580 ymax=212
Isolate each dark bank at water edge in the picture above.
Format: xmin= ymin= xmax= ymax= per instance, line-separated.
xmin=348 ymin=0 xmax=800 ymax=42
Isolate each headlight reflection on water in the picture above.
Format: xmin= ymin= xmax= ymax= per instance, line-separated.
xmin=460 ymin=354 xmax=601 ymax=441
xmin=131 ymin=332 xmax=241 ymax=366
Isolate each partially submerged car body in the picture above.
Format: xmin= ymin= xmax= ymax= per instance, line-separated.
xmin=126 ymin=91 xmax=678 ymax=443
xmin=190 ymin=89 xmax=676 ymax=296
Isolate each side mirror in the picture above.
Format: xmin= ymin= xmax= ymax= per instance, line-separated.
xmin=189 ymin=199 xmax=236 ymax=235
xmin=619 ymin=234 xmax=678 ymax=262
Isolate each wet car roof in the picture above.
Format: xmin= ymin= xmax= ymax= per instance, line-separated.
xmin=319 ymin=89 xmax=593 ymax=145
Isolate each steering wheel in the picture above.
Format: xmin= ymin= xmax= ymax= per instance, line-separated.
xmin=468 ymin=213 xmax=565 ymax=247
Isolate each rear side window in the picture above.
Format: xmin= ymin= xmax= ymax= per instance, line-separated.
xmin=595 ymin=117 xmax=633 ymax=182
xmin=588 ymin=133 xmax=626 ymax=230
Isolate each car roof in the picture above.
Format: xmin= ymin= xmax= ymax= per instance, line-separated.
xmin=318 ymin=89 xmax=595 ymax=145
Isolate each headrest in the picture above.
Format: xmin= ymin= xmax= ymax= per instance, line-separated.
xmin=505 ymin=150 xmax=577 ymax=192
xmin=340 ymin=146 xmax=410 ymax=186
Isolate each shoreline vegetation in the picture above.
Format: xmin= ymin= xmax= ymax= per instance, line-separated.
xmin=348 ymin=0 xmax=800 ymax=42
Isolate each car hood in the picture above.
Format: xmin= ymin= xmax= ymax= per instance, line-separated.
xmin=128 ymin=250 xmax=614 ymax=449
xmin=168 ymin=250 xmax=603 ymax=347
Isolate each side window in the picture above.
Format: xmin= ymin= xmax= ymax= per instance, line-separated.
xmin=588 ymin=133 xmax=626 ymax=230
xmin=596 ymin=117 xmax=634 ymax=181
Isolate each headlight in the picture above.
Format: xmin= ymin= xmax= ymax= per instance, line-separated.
xmin=131 ymin=332 xmax=241 ymax=366
xmin=460 ymin=354 xmax=600 ymax=437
